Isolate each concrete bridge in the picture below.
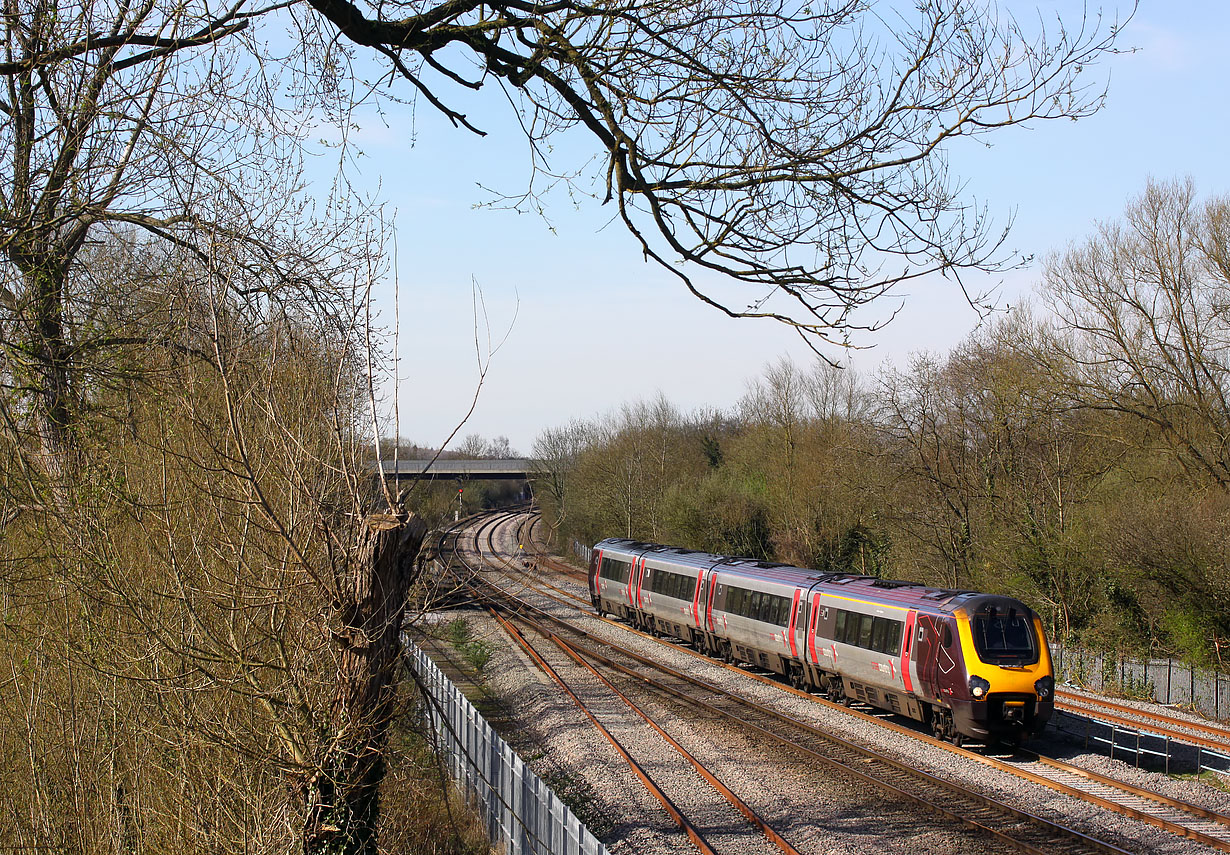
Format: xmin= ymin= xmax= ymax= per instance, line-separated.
xmin=374 ymin=458 xmax=542 ymax=481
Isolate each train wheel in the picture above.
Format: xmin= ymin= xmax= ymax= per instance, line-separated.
xmin=930 ymin=706 xmax=956 ymax=743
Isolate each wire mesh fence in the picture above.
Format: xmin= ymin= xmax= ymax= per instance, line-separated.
xmin=405 ymin=639 xmax=607 ymax=855
xmin=1051 ymin=645 xmax=1229 ymax=722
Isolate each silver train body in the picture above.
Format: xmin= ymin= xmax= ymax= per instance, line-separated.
xmin=587 ymin=538 xmax=1054 ymax=745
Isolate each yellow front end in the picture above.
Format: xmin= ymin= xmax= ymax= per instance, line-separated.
xmin=953 ymin=611 xmax=1055 ymax=741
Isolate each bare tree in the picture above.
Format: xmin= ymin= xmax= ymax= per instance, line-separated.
xmin=1042 ymin=178 xmax=1230 ymax=489
xmin=806 ymin=361 xmax=871 ymax=427
xmin=300 ymin=0 xmax=1129 ymax=347
xmin=532 ymin=417 xmax=593 ymax=534
xmin=878 ymin=352 xmax=982 ymax=586
xmin=0 ymin=4 xmax=433 ymax=852
xmin=0 ymin=0 xmax=297 ymax=496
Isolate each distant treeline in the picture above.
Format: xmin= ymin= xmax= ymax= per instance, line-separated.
xmin=534 ymin=179 xmax=1230 ymax=669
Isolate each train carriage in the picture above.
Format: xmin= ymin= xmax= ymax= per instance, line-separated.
xmin=637 ymin=548 xmax=716 ymax=642
xmin=589 ymin=538 xmax=1054 ymax=745
xmin=707 ymin=561 xmax=822 ymax=680
xmin=589 ymin=539 xmax=650 ymax=621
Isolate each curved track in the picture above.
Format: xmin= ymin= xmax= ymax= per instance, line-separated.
xmin=423 ymin=509 xmax=1230 ymax=853
xmin=440 ymin=510 xmax=1156 ymax=854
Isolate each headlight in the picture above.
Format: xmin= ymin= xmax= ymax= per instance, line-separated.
xmin=968 ymin=675 xmax=990 ymax=699
xmin=1034 ymin=675 xmax=1054 ymax=700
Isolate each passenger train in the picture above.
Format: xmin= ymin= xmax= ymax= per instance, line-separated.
xmin=588 ymin=538 xmax=1054 ymax=745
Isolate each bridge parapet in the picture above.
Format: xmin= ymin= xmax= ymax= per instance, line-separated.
xmin=375 ymin=458 xmax=543 ymax=481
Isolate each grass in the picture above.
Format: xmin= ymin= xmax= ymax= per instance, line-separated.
xmin=379 ymin=684 xmax=492 ymax=854
xmin=444 ymin=617 xmax=497 ymax=675
xmin=538 ymin=766 xmax=614 ymax=839
xmin=1174 ymin=770 xmax=1230 ymax=793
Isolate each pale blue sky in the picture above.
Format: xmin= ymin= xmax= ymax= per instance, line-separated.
xmin=344 ymin=2 xmax=1230 ymax=455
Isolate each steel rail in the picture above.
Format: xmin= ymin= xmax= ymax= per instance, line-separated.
xmin=470 ymin=510 xmax=1230 ymax=853
xmin=577 ymin=594 xmax=1230 ymax=853
xmin=462 ymin=528 xmax=1132 ymax=855
xmin=542 ymin=626 xmax=806 ymax=855
xmin=480 ymin=577 xmax=1128 ymax=855
xmin=1057 ymin=690 xmax=1230 ymax=751
xmin=483 ymin=513 xmax=807 ymax=855
xmin=486 ymin=608 xmax=720 ymax=855
xmin=479 ymin=512 xmax=590 ymax=607
xmin=448 ymin=511 xmax=731 ymax=855
xmin=577 ymin=592 xmax=1230 ymax=849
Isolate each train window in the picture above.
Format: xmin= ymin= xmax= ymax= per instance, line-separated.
xmin=772 ymin=595 xmax=790 ymax=626
xmin=842 ymin=612 xmax=860 ymax=646
xmin=600 ymin=557 xmax=631 ymax=584
xmin=941 ymin=623 xmax=953 ymax=649
xmin=841 ymin=612 xmax=855 ymax=645
xmin=857 ymin=614 xmax=874 ymax=648
xmin=875 ymin=617 xmax=903 ymax=656
xmin=728 ymin=587 xmax=746 ymax=616
xmin=756 ymin=594 xmax=769 ymax=622
xmin=834 ymin=609 xmax=847 ymax=642
xmin=869 ymin=617 xmax=888 ymax=654
xmin=769 ymin=594 xmax=782 ymax=624
xmin=972 ymin=611 xmax=1038 ymax=666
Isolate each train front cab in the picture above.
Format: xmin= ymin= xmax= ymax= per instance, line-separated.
xmin=945 ymin=597 xmax=1054 ymax=744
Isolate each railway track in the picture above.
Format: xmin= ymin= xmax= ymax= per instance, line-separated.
xmin=449 ymin=511 xmax=1153 ymax=854
xmin=446 ymin=513 xmax=803 ymax=855
xmin=427 ymin=509 xmax=1230 ymax=853
xmin=1056 ymin=690 xmax=1230 ymax=757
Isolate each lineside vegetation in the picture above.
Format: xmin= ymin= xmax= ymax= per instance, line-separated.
xmin=537 ymin=180 xmax=1230 ymax=671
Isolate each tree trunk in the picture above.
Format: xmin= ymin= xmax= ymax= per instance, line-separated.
xmin=303 ymin=510 xmax=427 ymax=855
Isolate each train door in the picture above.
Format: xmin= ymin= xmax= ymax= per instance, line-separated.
xmin=693 ymin=570 xmax=706 ymax=628
xmin=788 ymin=590 xmax=805 ymax=660
xmin=914 ymin=614 xmax=964 ymax=702
xmin=805 ymin=593 xmax=819 ymax=664
xmin=622 ymin=557 xmax=637 ymax=613
xmin=631 ymin=557 xmax=646 ymax=612
xmin=900 ymin=609 xmax=917 ymax=694
xmin=704 ymin=570 xmax=716 ymax=631
xmin=914 ymin=614 xmax=940 ymax=701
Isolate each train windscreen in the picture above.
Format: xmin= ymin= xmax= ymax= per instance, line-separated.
xmin=971 ymin=611 xmax=1038 ymax=666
